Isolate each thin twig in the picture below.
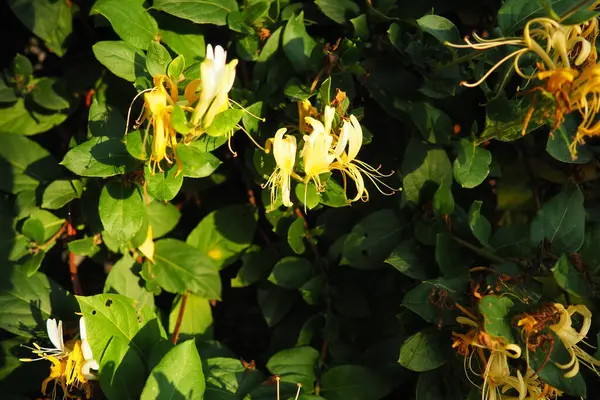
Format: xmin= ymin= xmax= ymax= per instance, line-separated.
xmin=37 ymin=222 xmax=68 ymax=252
xmin=67 ymin=223 xmax=82 ymax=296
xmin=451 ymin=235 xmax=509 ymax=265
xmin=171 ymin=291 xmax=190 ymax=344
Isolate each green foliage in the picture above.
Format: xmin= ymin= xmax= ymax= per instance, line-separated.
xmin=3 ymin=1 xmax=600 ymax=399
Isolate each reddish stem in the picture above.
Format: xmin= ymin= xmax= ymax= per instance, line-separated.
xmin=171 ymin=291 xmax=189 ymax=344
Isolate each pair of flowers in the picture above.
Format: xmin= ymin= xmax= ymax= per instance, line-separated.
xmin=448 ymin=14 xmax=600 ymax=157
xmin=21 ymin=318 xmax=98 ymax=399
xmin=264 ymin=100 xmax=396 ymax=210
xmin=133 ymin=44 xmax=237 ymax=174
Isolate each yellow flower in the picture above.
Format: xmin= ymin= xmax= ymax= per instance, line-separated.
xmin=549 ymin=303 xmax=600 ymax=378
xmin=298 ymin=100 xmax=317 ymax=133
xmin=302 ymin=114 xmax=336 ymax=190
xmin=263 ymin=128 xmax=298 ymax=209
xmin=499 ymin=368 xmax=543 ymax=400
xmin=330 ymin=115 xmax=397 ymax=202
xmin=133 ymin=75 xmax=180 ymax=175
xmin=446 ymin=17 xmax=597 ymax=87
xmin=21 ymin=318 xmax=98 ymax=399
xmin=188 ymin=44 xmax=238 ymax=137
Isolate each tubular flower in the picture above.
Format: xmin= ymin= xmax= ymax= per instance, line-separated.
xmin=135 ymin=75 xmax=180 ymax=175
xmin=21 ymin=318 xmax=98 ymax=399
xmin=263 ymin=128 xmax=298 ymax=209
xmin=330 ymin=115 xmax=397 ymax=202
xmin=446 ymin=17 xmax=597 ymax=88
xmin=302 ymin=114 xmax=336 ymax=192
xmin=188 ymin=44 xmax=238 ymax=139
xmin=499 ymin=368 xmax=546 ymax=400
xmin=298 ymin=100 xmax=318 ymax=133
xmin=549 ymin=303 xmax=600 ymax=378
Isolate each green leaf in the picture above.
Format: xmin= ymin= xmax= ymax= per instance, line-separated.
xmin=402 ymin=279 xmax=461 ymax=326
xmin=187 ymin=204 xmax=257 ymax=269
xmin=152 ymin=0 xmax=238 ymax=26
xmin=61 ymin=136 xmax=138 ymax=177
xmin=159 ymin=17 xmax=206 ymax=63
xmin=546 ymin=114 xmax=593 ymax=164
xmin=551 ymin=254 xmax=592 ymax=298
xmin=283 ymin=12 xmax=318 ymax=74
xmin=167 ymin=55 xmax=186 ymax=81
xmin=147 ymin=199 xmax=181 ymax=239
xmin=22 ymin=209 xmax=64 ymax=244
xmin=99 ymin=182 xmax=147 ymax=247
xmin=319 ymin=178 xmax=348 ymax=207
xmin=99 ymin=335 xmax=147 ymax=400
xmin=205 ymin=108 xmax=244 ymax=137
xmin=315 ymin=0 xmax=360 ymax=24
xmin=146 ymin=41 xmax=172 ymax=77
xmin=145 ymin=164 xmax=184 ymax=201
xmin=320 ymin=365 xmax=392 ymax=400
xmin=0 ymin=268 xmax=77 ymax=337
xmin=8 ymin=0 xmax=72 ymax=56
xmin=342 ymin=209 xmax=405 ymax=269
xmin=204 ymin=357 xmax=262 ymax=400
xmin=530 ymin=183 xmax=585 ymax=253
xmin=385 ymin=240 xmax=436 ymax=280
xmin=147 ymin=238 xmax=222 ymax=298
xmin=416 ymin=14 xmax=460 ymax=44
xmin=42 ymin=180 xmax=83 ymax=210
xmin=68 ymin=237 xmax=101 ymax=257
xmin=230 ymin=245 xmax=277 ymax=288
xmin=0 ymin=134 xmax=62 ymax=194
xmin=435 ymin=233 xmax=469 ymax=278
xmin=411 ymin=102 xmax=452 ymax=145
xmin=398 ymin=329 xmax=448 ymax=372
xmin=104 ymin=253 xmax=155 ymax=308
xmin=468 ymin=200 xmax=491 ymax=245
xmin=287 ymin=217 xmax=306 ymax=254
xmin=140 ymin=340 xmax=205 ymax=400
xmin=478 ymin=295 xmax=515 ymax=343
xmin=91 ymin=0 xmax=159 ymax=50
xmin=0 ymin=98 xmax=68 ymax=136
xmin=453 ymin=139 xmax=491 ymax=189
xmin=257 ymin=282 xmax=299 ymax=327
xmin=497 ymin=0 xmax=571 ymax=35
xmin=93 ymin=41 xmax=147 ymax=82
xmin=168 ymin=293 xmax=213 ymax=341
xmin=266 ymin=346 xmax=319 ymax=388
xmin=30 ymin=77 xmax=70 ymax=111
xmin=178 ymin=145 xmax=222 ymax=178
xmin=433 ymin=179 xmax=454 ymax=215
xmin=268 ymin=256 xmax=313 ymax=289
xmin=295 ymin=182 xmax=320 ymax=210
xmin=88 ymin=96 xmax=127 ymax=139
xmin=402 ymin=137 xmax=452 ymax=205
xmin=77 ymin=293 xmax=166 ymax=362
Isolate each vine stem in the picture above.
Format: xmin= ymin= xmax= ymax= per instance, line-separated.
xmin=451 ymin=235 xmax=509 ymax=264
xmin=171 ymin=291 xmax=190 ymax=344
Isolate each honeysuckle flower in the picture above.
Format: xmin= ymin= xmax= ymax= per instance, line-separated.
xmin=302 ymin=116 xmax=336 ymax=191
xmin=20 ymin=317 xmax=98 ymax=399
xmin=549 ymin=303 xmax=600 ymax=378
xmin=262 ymin=128 xmax=298 ymax=209
xmin=330 ymin=115 xmax=397 ymax=202
xmin=446 ymin=17 xmax=597 ymax=87
xmin=297 ymin=100 xmax=317 ymax=133
xmin=188 ymin=44 xmax=238 ymax=138
xmin=499 ymin=368 xmax=543 ymax=400
xmin=138 ymin=225 xmax=155 ymax=263
xmin=129 ymin=75 xmax=181 ymax=175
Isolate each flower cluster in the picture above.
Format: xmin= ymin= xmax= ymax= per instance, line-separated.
xmin=262 ymin=99 xmax=398 ymax=210
xmin=447 ymin=11 xmax=600 ymax=157
xmin=452 ymin=301 xmax=600 ymax=400
xmin=130 ymin=44 xmax=240 ymax=175
xmin=21 ymin=318 xmax=99 ymax=399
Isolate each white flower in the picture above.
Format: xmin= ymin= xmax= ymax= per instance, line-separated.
xmin=79 ymin=317 xmax=99 ymax=380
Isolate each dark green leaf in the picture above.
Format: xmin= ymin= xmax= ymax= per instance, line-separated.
xmin=315 ymin=0 xmax=360 ymax=24
xmin=530 ymin=183 xmax=585 ymax=253
xmin=98 ymin=182 xmax=147 ymax=247
xmin=146 ymin=41 xmax=172 ymax=77
xmin=551 ymin=254 xmax=592 ymax=298
xmin=93 ymin=41 xmax=147 ymax=82
xmin=268 ymin=256 xmax=313 ymax=289
xmin=266 ymin=346 xmax=319 ymax=388
xmin=61 ymin=136 xmax=138 ymax=177
xmin=283 ymin=12 xmax=318 ymax=74
xmin=152 ymin=0 xmax=238 ymax=26
xmin=145 ymin=164 xmax=184 ymax=201
xmin=468 ymin=200 xmax=491 ymax=245
xmin=30 ymin=77 xmax=70 ymax=111
xmin=478 ymin=295 xmax=515 ymax=343
xmin=398 ymin=329 xmax=448 ymax=372
xmin=320 ymin=365 xmax=392 ymax=400
xmin=91 ymin=0 xmax=159 ymax=50
xmin=42 ymin=180 xmax=83 ymax=210
xmin=416 ymin=14 xmax=459 ymax=44
xmin=453 ymin=139 xmax=491 ymax=189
